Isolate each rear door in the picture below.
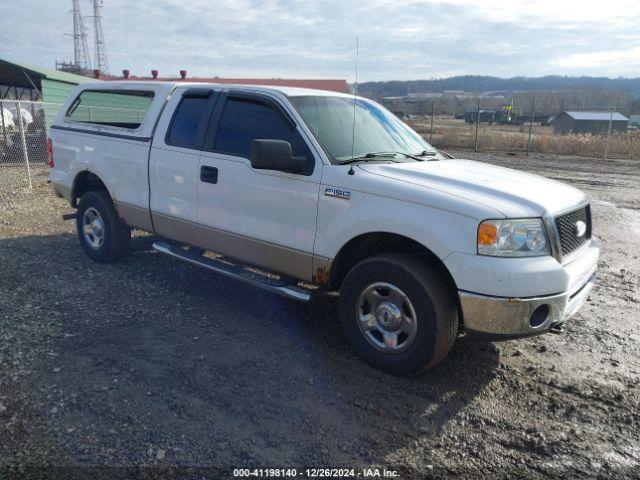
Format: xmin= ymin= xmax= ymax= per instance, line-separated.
xmin=149 ymin=87 xmax=218 ymax=241
xmin=197 ymin=91 xmax=322 ymax=280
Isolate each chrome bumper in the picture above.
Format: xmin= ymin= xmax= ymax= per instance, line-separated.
xmin=459 ymin=270 xmax=596 ymax=339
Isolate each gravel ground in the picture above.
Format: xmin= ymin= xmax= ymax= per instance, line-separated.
xmin=0 ymin=152 xmax=639 ymax=479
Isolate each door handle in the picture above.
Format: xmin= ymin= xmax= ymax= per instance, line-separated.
xmin=200 ymin=165 xmax=218 ymax=184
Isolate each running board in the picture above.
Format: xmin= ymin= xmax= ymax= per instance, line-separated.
xmin=152 ymin=242 xmax=311 ymax=302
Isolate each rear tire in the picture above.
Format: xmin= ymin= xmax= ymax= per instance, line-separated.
xmin=76 ymin=190 xmax=131 ymax=262
xmin=339 ymin=253 xmax=458 ymax=375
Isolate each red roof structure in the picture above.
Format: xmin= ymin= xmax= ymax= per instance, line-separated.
xmin=190 ymin=77 xmax=348 ymax=93
xmin=94 ymin=69 xmax=348 ymax=93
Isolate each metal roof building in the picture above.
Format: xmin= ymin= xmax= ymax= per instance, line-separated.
xmin=0 ymin=57 xmax=92 ymax=103
xmin=178 ymin=77 xmax=349 ymax=93
xmin=99 ymin=69 xmax=349 ymax=94
xmin=0 ymin=57 xmax=94 ymax=132
xmin=553 ymin=111 xmax=629 ymax=134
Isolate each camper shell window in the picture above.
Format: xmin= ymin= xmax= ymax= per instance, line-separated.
xmin=66 ymin=90 xmax=154 ymax=129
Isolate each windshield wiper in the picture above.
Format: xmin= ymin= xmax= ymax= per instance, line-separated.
xmin=366 ymin=151 xmax=438 ymax=162
xmin=395 ymin=151 xmax=428 ymax=161
xmin=414 ymin=150 xmax=439 ymax=160
xmin=337 ymin=152 xmax=398 ymax=165
xmin=338 ymin=150 xmax=439 ymax=165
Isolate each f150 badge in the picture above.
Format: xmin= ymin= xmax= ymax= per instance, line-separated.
xmin=325 ymin=187 xmax=351 ymax=200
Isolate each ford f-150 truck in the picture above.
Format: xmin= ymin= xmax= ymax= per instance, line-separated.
xmin=49 ymin=82 xmax=599 ymax=374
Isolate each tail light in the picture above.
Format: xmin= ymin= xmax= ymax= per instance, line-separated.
xmin=47 ymin=138 xmax=54 ymax=167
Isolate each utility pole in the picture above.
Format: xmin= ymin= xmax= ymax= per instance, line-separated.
xmin=71 ymin=0 xmax=92 ymax=73
xmin=92 ymin=0 xmax=109 ymax=73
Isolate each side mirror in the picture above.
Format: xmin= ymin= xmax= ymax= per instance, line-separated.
xmin=250 ymin=139 xmax=305 ymax=174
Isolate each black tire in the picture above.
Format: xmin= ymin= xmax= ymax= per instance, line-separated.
xmin=76 ymin=190 xmax=131 ymax=262
xmin=339 ymin=253 xmax=458 ymax=375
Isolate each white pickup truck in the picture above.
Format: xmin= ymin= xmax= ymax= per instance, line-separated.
xmin=49 ymin=82 xmax=599 ymax=374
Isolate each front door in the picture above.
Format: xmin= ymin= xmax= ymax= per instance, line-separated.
xmin=197 ymin=92 xmax=322 ymax=280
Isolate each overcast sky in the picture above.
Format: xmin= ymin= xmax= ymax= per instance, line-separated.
xmin=2 ymin=0 xmax=640 ymax=81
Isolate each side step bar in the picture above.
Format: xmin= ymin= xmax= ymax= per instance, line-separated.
xmin=152 ymin=242 xmax=311 ymax=302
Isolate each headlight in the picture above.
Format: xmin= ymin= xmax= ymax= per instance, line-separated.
xmin=478 ymin=218 xmax=550 ymax=257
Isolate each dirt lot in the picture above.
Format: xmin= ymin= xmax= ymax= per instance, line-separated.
xmin=1 ymin=152 xmax=639 ymax=479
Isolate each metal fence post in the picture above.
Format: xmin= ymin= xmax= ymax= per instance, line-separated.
xmin=0 ymin=100 xmax=7 ymax=145
xmin=474 ymin=100 xmax=480 ymax=152
xmin=603 ymin=109 xmax=613 ymax=160
xmin=429 ymin=102 xmax=434 ymax=144
xmin=526 ymin=97 xmax=536 ymax=156
xmin=16 ymin=101 xmax=33 ymax=189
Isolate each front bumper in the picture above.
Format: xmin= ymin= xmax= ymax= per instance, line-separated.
xmin=459 ymin=267 xmax=597 ymax=340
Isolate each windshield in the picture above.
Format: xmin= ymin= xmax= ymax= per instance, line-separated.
xmin=290 ymin=95 xmax=435 ymax=162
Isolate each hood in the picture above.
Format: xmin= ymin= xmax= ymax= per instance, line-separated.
xmin=359 ymin=159 xmax=586 ymax=218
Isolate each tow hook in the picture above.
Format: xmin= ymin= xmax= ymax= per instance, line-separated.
xmin=549 ymin=323 xmax=565 ymax=334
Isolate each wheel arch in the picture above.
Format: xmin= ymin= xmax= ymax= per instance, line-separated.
xmin=71 ymin=170 xmax=112 ymax=208
xmin=328 ymin=232 xmax=459 ymax=295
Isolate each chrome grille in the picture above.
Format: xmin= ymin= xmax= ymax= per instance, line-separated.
xmin=555 ymin=205 xmax=591 ymax=257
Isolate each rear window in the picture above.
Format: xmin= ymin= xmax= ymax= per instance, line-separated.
xmin=65 ymin=90 xmax=154 ymax=129
xmin=167 ymin=95 xmax=212 ymax=149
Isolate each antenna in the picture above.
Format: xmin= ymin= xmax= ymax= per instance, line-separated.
xmin=348 ymin=35 xmax=359 ymax=175
xmin=92 ymin=0 xmax=109 ymax=73
xmin=70 ymin=0 xmax=92 ymax=73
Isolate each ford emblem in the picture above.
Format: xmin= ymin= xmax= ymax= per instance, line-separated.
xmin=575 ymin=220 xmax=587 ymax=237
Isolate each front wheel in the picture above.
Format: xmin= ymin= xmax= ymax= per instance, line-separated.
xmin=339 ymin=253 xmax=458 ymax=375
xmin=76 ymin=190 xmax=131 ymax=262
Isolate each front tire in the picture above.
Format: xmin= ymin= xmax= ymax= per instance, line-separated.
xmin=339 ymin=253 xmax=458 ymax=375
xmin=76 ymin=190 xmax=131 ymax=262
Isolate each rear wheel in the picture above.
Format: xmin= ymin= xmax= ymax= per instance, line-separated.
xmin=76 ymin=190 xmax=131 ymax=262
xmin=339 ymin=253 xmax=458 ymax=374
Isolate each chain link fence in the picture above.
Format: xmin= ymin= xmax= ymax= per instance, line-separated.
xmin=390 ymin=97 xmax=640 ymax=159
xmin=0 ymin=100 xmax=61 ymax=192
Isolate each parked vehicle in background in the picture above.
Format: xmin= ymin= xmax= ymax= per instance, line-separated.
xmin=465 ymin=109 xmax=497 ymax=123
xmin=49 ymin=82 xmax=599 ymax=374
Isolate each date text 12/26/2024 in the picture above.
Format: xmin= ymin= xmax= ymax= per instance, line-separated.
xmin=233 ymin=468 xmax=401 ymax=478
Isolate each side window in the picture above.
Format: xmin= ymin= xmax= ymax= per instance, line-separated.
xmin=214 ymin=98 xmax=313 ymax=162
xmin=66 ymin=90 xmax=154 ymax=129
xmin=167 ymin=95 xmax=212 ymax=149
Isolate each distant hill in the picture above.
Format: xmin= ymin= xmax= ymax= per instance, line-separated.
xmin=358 ymin=75 xmax=640 ymax=100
